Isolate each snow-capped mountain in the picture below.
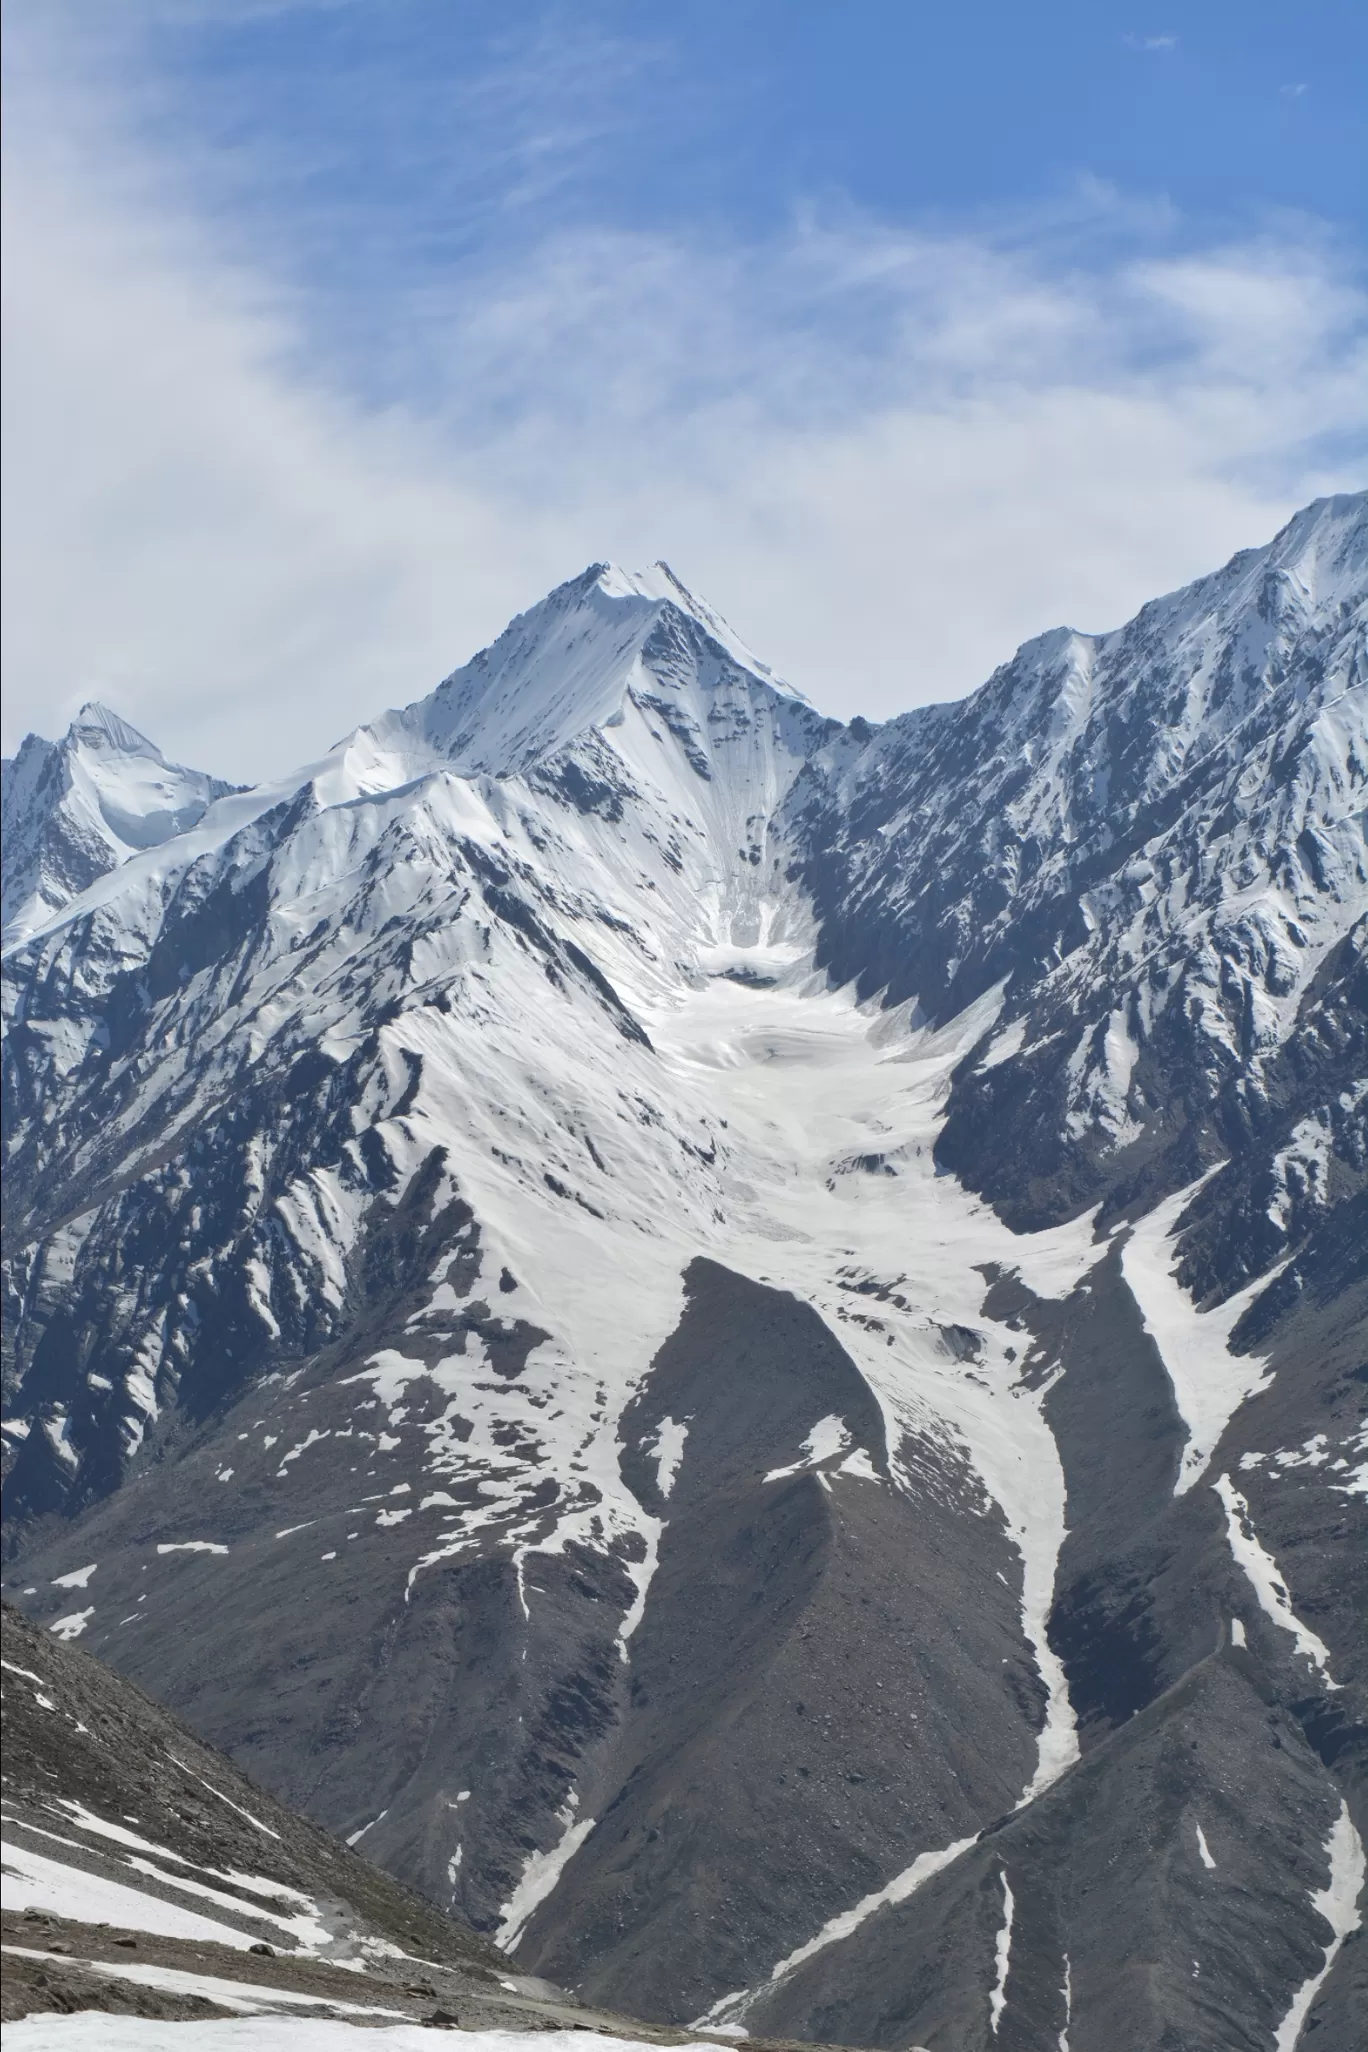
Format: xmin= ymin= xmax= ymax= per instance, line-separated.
xmin=1 ymin=702 xmax=237 ymax=947
xmin=3 ymin=500 xmax=1366 ymax=2052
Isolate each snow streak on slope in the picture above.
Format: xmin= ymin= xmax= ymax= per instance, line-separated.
xmin=989 ymin=1867 xmax=1014 ymax=2036
xmin=1213 ymin=1476 xmax=1340 ymax=1684
xmin=695 ymin=1831 xmax=981 ymax=2027
xmin=1121 ymin=1179 xmax=1280 ymax=1493
xmin=496 ymin=1794 xmax=596 ymax=1952
xmin=1271 ymin=1803 xmax=1366 ymax=2052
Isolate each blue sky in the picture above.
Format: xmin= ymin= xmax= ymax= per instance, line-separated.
xmin=3 ymin=2 xmax=1365 ymax=775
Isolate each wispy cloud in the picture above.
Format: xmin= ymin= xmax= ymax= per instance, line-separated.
xmin=1124 ymin=33 xmax=1178 ymax=52
xmin=3 ymin=10 xmax=1364 ymax=778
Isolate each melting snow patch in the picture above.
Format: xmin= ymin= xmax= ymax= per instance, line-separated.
xmin=1272 ymin=1803 xmax=1366 ymax=2052
xmin=649 ymin=1414 xmax=690 ymax=1498
xmin=50 ymin=1564 xmax=97 ymax=1590
xmin=0 ymin=1838 xmax=257 ymax=1948
xmin=2 ymin=2022 xmax=732 ymax=2050
xmin=764 ymin=1414 xmax=851 ymax=1482
xmin=1214 ymin=1476 xmax=1339 ymax=1685
xmin=1196 ymin=1824 xmax=1216 ymax=1870
xmin=1121 ymin=1180 xmax=1279 ymax=1493
xmin=53 ymin=1802 xmax=195 ymax=1865
xmin=989 ymin=1868 xmax=1014 ymax=2035
xmin=48 ymin=1609 xmax=94 ymax=1641
xmin=345 ymin=1809 xmax=388 ymax=1847
xmin=0 ymin=1949 xmax=410 ymax=2021
xmin=114 ymin=1854 xmax=333 ymax=1948
xmin=157 ymin=1541 xmax=229 ymax=1556
xmin=497 ymin=1794 xmax=596 ymax=1951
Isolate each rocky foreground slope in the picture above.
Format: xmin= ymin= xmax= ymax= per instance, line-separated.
xmin=2 ymin=501 xmax=1366 ymax=2049
xmin=1 ymin=1598 xmax=659 ymax=2035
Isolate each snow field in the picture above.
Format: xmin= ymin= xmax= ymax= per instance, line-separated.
xmin=4 ymin=2020 xmax=713 ymax=2052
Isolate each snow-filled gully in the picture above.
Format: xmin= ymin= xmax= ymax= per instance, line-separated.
xmin=1119 ymin=1175 xmax=1351 ymax=1694
xmin=1271 ymin=1802 xmax=1366 ymax=2051
xmin=459 ymin=967 xmax=1105 ymax=1996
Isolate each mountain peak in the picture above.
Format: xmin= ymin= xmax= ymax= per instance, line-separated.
xmin=351 ymin=557 xmax=808 ymax=786
xmin=2 ymin=704 xmax=232 ymax=945
xmin=592 ymin=559 xmax=797 ymax=695
xmin=66 ymin=701 xmax=168 ymax=761
xmin=1263 ymin=489 xmax=1368 ymax=610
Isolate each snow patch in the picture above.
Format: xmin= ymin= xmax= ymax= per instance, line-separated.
xmin=50 ymin=1564 xmax=97 ymax=1591
xmin=496 ymin=1793 xmax=596 ymax=1952
xmin=1122 ymin=1180 xmax=1279 ymax=1492
xmin=1272 ymin=1804 xmax=1366 ymax=2052
xmin=649 ymin=1415 xmax=689 ymax=1499
xmin=0 ymin=1838 xmax=259 ymax=1949
xmin=989 ymin=1867 xmax=1014 ymax=2035
xmin=1214 ymin=1476 xmax=1338 ymax=1684
xmin=48 ymin=1609 xmax=94 ymax=1641
xmin=345 ymin=1810 xmax=388 ymax=1847
xmin=764 ymin=1414 xmax=851 ymax=1482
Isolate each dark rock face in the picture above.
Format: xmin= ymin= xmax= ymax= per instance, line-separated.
xmin=2 ymin=506 xmax=1366 ymax=2048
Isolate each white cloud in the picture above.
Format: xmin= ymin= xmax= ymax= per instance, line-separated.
xmin=2 ymin=26 xmax=1364 ymax=780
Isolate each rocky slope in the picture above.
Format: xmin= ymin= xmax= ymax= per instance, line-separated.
xmin=2 ymin=1600 xmax=576 ymax=2028
xmin=2 ymin=502 xmax=1366 ymax=2049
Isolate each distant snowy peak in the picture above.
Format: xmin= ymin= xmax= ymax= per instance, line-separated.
xmin=1235 ymin=489 xmax=1368 ymax=615
xmin=865 ymin=491 xmax=1367 ymax=829
xmin=350 ymin=561 xmax=810 ymax=787
xmin=1 ymin=701 xmax=234 ymax=945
